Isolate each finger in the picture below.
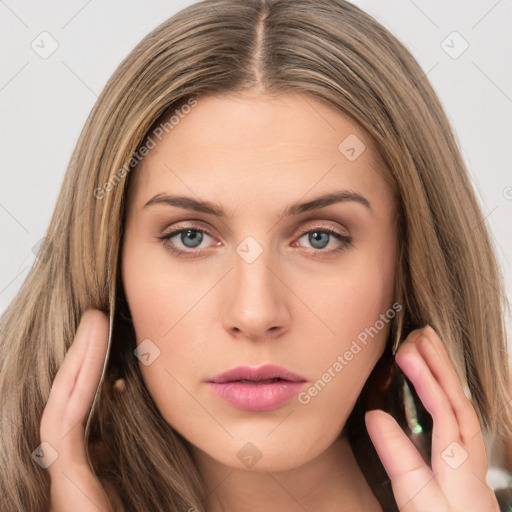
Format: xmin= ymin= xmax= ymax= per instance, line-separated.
xmin=395 ymin=342 xmax=461 ymax=457
xmin=417 ymin=327 xmax=483 ymax=443
xmin=365 ymin=409 xmax=448 ymax=511
xmin=395 ymin=330 xmax=497 ymax=508
xmin=48 ymin=309 xmax=108 ymax=412
xmin=415 ymin=328 xmax=488 ymax=477
xmin=41 ymin=309 xmax=109 ymax=466
xmin=65 ymin=311 xmax=109 ymax=427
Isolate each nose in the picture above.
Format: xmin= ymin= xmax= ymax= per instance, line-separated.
xmin=222 ymin=248 xmax=291 ymax=342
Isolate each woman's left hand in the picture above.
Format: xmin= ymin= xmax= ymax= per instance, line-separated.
xmin=365 ymin=325 xmax=500 ymax=512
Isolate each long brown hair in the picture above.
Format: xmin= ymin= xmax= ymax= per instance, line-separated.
xmin=1 ymin=1 xmax=509 ymax=510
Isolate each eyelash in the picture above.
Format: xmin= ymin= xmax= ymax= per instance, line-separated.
xmin=158 ymin=223 xmax=352 ymax=259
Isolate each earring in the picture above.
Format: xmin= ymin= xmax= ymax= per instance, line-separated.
xmin=112 ymin=378 xmax=126 ymax=394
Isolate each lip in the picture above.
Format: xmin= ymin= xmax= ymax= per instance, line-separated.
xmin=207 ymin=364 xmax=307 ymax=412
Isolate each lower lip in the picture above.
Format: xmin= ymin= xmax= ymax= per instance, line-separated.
xmin=208 ymin=380 xmax=306 ymax=411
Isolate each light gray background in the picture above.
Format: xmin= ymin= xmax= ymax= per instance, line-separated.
xmin=1 ymin=0 xmax=511 ymax=339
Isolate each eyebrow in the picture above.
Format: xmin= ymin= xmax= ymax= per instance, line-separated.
xmin=143 ymin=190 xmax=372 ymax=219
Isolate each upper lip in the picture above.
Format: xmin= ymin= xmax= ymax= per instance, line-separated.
xmin=208 ymin=364 xmax=307 ymax=383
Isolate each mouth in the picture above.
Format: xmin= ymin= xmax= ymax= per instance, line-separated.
xmin=207 ymin=365 xmax=307 ymax=412
xmin=237 ymin=378 xmax=284 ymax=384
xmin=208 ymin=364 xmax=307 ymax=384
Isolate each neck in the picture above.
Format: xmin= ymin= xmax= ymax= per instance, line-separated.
xmin=189 ymin=435 xmax=383 ymax=512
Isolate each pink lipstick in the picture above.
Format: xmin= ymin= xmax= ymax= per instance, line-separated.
xmin=207 ymin=364 xmax=307 ymax=412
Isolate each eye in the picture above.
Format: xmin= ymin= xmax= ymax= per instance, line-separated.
xmin=158 ymin=226 xmax=220 ymax=258
xmin=158 ymin=224 xmax=352 ymax=258
xmin=292 ymin=227 xmax=352 ymax=254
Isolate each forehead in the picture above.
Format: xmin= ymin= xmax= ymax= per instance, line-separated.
xmin=128 ymin=92 xmax=394 ymax=216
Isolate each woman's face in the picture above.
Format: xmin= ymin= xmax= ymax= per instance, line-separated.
xmin=122 ymin=92 xmax=398 ymax=472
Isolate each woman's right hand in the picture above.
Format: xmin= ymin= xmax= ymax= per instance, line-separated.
xmin=38 ymin=309 xmax=116 ymax=512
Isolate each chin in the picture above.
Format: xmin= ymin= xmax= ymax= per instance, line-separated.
xmin=190 ymin=428 xmax=336 ymax=473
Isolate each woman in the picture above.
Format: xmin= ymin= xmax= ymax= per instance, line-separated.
xmin=0 ymin=0 xmax=509 ymax=510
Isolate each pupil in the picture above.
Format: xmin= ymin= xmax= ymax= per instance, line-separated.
xmin=309 ymin=231 xmax=329 ymax=249
xmin=181 ymin=229 xmax=203 ymax=248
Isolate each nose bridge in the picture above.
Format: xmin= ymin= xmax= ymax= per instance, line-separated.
xmin=235 ymin=251 xmax=270 ymax=299
xmin=233 ymin=241 xmax=277 ymax=312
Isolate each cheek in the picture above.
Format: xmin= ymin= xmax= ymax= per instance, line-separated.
xmin=297 ymin=246 xmax=396 ymax=401
xmin=121 ymin=244 xmax=214 ymax=420
xmin=122 ymin=239 xmax=202 ymax=341
xmin=303 ymin=244 xmax=396 ymax=347
xmin=123 ymin=266 xmax=213 ymax=399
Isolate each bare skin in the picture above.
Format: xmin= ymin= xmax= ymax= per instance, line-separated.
xmin=39 ymin=310 xmax=114 ymax=512
xmin=122 ymin=92 xmax=394 ymax=512
xmin=40 ymin=93 xmax=499 ymax=512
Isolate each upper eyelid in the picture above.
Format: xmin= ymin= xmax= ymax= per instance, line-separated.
xmin=162 ymin=218 xmax=349 ymax=237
